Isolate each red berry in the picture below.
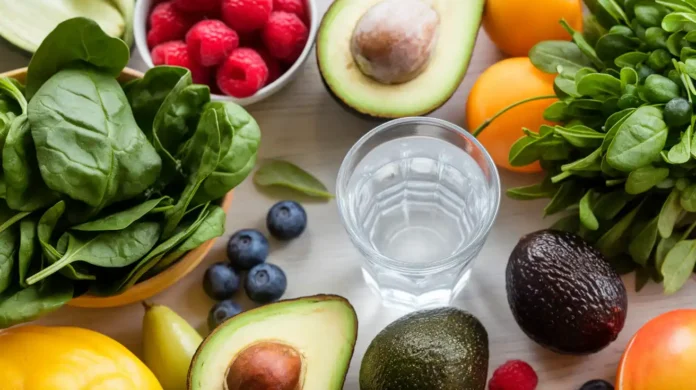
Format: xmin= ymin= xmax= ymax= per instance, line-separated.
xmin=147 ymin=1 xmax=194 ymax=48
xmin=221 ymin=0 xmax=273 ymax=33
xmin=262 ymin=12 xmax=308 ymax=63
xmin=256 ymin=48 xmax=281 ymax=85
xmin=186 ymin=20 xmax=239 ymax=67
xmin=217 ymin=48 xmax=268 ymax=98
xmin=151 ymin=41 xmax=211 ymax=85
xmin=489 ymin=360 xmax=538 ymax=390
xmin=273 ymin=0 xmax=307 ymax=23
xmin=173 ymin=0 xmax=220 ymax=12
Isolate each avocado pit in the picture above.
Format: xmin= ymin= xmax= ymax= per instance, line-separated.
xmin=350 ymin=0 xmax=440 ymax=84
xmin=226 ymin=342 xmax=303 ymax=390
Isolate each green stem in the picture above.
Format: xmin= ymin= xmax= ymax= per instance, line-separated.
xmin=471 ymin=95 xmax=558 ymax=137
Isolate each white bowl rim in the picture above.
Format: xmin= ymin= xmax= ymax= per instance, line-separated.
xmin=133 ymin=0 xmax=319 ymax=106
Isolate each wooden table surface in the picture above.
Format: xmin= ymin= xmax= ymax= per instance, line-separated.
xmin=2 ymin=1 xmax=695 ymax=389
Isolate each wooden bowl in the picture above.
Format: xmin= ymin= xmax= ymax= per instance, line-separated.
xmin=0 ymin=67 xmax=234 ymax=308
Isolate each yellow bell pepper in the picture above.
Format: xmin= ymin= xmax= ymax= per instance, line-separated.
xmin=0 ymin=325 xmax=162 ymax=390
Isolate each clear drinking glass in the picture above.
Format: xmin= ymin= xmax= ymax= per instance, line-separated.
xmin=336 ymin=117 xmax=501 ymax=309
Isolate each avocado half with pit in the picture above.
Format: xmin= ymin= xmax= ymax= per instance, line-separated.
xmin=316 ymin=0 xmax=484 ymax=119
xmin=188 ymin=295 xmax=358 ymax=390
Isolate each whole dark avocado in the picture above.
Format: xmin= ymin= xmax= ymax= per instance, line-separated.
xmin=507 ymin=229 xmax=627 ymax=355
xmin=359 ymin=307 xmax=488 ymax=390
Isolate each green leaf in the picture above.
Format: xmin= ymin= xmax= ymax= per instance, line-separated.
xmin=659 ymin=189 xmax=684 ymax=238
xmin=149 ymin=205 xmax=226 ymax=275
xmin=662 ymin=12 xmax=696 ymax=32
xmin=17 ymin=218 xmax=37 ymax=288
xmin=561 ymin=147 xmax=603 ymax=172
xmin=25 ymin=222 xmax=161 ymax=285
xmin=667 ymin=31 xmax=687 ymax=56
xmin=615 ymin=52 xmax=649 ymax=68
xmin=72 ymin=197 xmax=172 ymax=232
xmin=25 ymin=17 xmax=130 ymax=99
xmin=597 ymin=201 xmax=643 ymax=258
xmin=606 ymin=106 xmax=668 ymax=171
xmin=625 ymin=166 xmax=670 ymax=194
xmin=656 ymin=233 xmax=681 ymax=271
xmin=680 ymin=183 xmax=696 ymax=211
xmin=544 ymin=181 xmax=583 ymax=216
xmin=0 ymin=276 xmax=73 ymax=329
xmin=551 ymin=213 xmax=580 ymax=232
xmin=629 ymin=217 xmax=659 ymax=265
xmin=529 ymin=41 xmax=596 ymax=74
xmin=596 ymin=34 xmax=642 ymax=62
xmin=543 ymin=101 xmax=569 ymax=121
xmin=253 ymin=160 xmax=334 ymax=199
xmin=661 ymin=239 xmax=696 ymax=293
xmin=620 ymin=67 xmax=639 ymax=88
xmin=553 ymin=125 xmax=605 ymax=148
xmin=559 ymin=19 xmax=605 ymax=68
xmin=580 ymin=190 xmax=600 ymax=230
xmin=667 ymin=124 xmax=692 ymax=164
xmin=657 ymin=0 xmax=696 ymax=13
xmin=594 ymin=191 xmax=633 ymax=220
xmin=577 ymin=73 xmax=622 ymax=98
xmin=506 ymin=183 xmax=557 ymax=200
xmin=0 ymin=227 xmax=18 ymax=295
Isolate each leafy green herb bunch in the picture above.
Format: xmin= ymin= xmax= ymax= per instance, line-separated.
xmin=480 ymin=0 xmax=696 ymax=294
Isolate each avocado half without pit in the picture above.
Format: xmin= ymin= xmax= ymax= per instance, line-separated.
xmin=187 ymin=295 xmax=358 ymax=390
xmin=317 ymin=0 xmax=485 ymax=119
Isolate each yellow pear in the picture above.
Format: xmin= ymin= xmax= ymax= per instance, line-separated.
xmin=142 ymin=302 xmax=203 ymax=390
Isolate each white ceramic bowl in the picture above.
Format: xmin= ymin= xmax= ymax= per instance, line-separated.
xmin=134 ymin=0 xmax=318 ymax=106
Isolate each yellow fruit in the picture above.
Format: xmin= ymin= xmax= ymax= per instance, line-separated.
xmin=466 ymin=57 xmax=557 ymax=173
xmin=142 ymin=302 xmax=203 ymax=390
xmin=0 ymin=325 xmax=162 ymax=390
xmin=483 ymin=0 xmax=583 ymax=57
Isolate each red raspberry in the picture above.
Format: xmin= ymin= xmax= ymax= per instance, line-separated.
xmin=221 ymin=0 xmax=273 ymax=33
xmin=173 ymin=0 xmax=220 ymax=12
xmin=151 ymin=41 xmax=211 ymax=85
xmin=147 ymin=1 xmax=194 ymax=48
xmin=186 ymin=20 xmax=239 ymax=67
xmin=262 ymin=12 xmax=308 ymax=63
xmin=217 ymin=48 xmax=268 ymax=97
xmin=489 ymin=360 xmax=538 ymax=390
xmin=273 ymin=0 xmax=307 ymax=23
xmin=256 ymin=48 xmax=281 ymax=85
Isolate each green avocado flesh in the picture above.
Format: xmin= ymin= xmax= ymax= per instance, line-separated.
xmin=317 ymin=0 xmax=484 ymax=118
xmin=188 ymin=295 xmax=358 ymax=390
xmin=360 ymin=307 xmax=489 ymax=390
xmin=0 ymin=0 xmax=127 ymax=53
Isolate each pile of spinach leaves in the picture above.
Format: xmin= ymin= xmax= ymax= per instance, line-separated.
xmin=496 ymin=0 xmax=696 ymax=295
xmin=0 ymin=17 xmax=260 ymax=328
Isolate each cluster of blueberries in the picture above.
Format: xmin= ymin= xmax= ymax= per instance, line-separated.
xmin=203 ymin=200 xmax=307 ymax=330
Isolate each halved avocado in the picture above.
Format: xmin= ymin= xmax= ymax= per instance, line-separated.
xmin=187 ymin=295 xmax=358 ymax=390
xmin=316 ymin=0 xmax=484 ymax=119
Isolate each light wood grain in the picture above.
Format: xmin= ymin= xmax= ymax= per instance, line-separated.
xmin=0 ymin=1 xmax=694 ymax=389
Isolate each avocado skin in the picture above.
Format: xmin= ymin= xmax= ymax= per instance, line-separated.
xmin=359 ymin=307 xmax=489 ymax=390
xmin=507 ymin=229 xmax=627 ymax=355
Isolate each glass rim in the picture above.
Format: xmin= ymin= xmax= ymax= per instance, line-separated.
xmin=336 ymin=116 xmax=502 ymax=272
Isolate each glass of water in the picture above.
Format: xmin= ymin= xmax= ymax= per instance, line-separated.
xmin=336 ymin=117 xmax=501 ymax=309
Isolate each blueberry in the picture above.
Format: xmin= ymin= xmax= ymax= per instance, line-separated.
xmin=579 ymin=379 xmax=614 ymax=390
xmin=227 ymin=229 xmax=269 ymax=270
xmin=245 ymin=263 xmax=287 ymax=303
xmin=207 ymin=300 xmax=243 ymax=331
xmin=203 ymin=262 xmax=241 ymax=300
xmin=266 ymin=201 xmax=307 ymax=240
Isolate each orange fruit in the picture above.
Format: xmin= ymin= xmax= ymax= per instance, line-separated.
xmin=466 ymin=57 xmax=557 ymax=173
xmin=617 ymin=309 xmax=696 ymax=390
xmin=483 ymin=0 xmax=583 ymax=57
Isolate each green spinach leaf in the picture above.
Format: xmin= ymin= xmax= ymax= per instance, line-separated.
xmin=659 ymin=188 xmax=684 ymax=238
xmin=606 ymin=106 xmax=668 ymax=171
xmin=544 ymin=181 xmax=583 ymax=216
xmin=629 ymin=217 xmax=659 ymax=265
xmin=253 ymin=160 xmax=333 ymax=199
xmin=72 ymin=197 xmax=171 ymax=232
xmin=0 ymin=227 xmax=18 ymax=295
xmin=625 ymin=165 xmax=670 ymax=194
xmin=577 ymin=73 xmax=622 ymax=98
xmin=662 ymin=239 xmax=696 ymax=293
xmin=529 ymin=41 xmax=596 ymax=74
xmin=25 ymin=17 xmax=129 ymax=99
xmin=596 ymin=201 xmax=643 ymax=257
xmin=580 ymin=189 xmax=600 ymax=230
xmin=28 ymin=68 xmax=162 ymax=209
xmin=0 ymin=275 xmax=73 ymax=329
xmin=18 ymin=218 xmax=37 ymax=288
xmin=26 ymin=222 xmax=161 ymax=285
